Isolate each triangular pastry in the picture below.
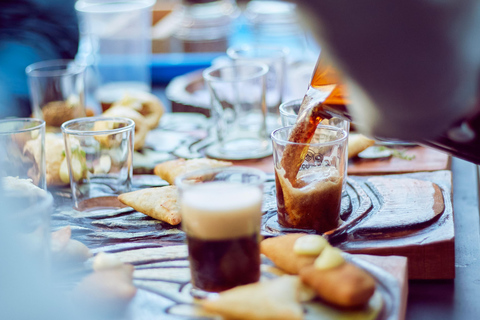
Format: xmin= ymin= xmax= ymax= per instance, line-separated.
xmin=201 ymin=276 xmax=304 ymax=320
xmin=118 ymin=186 xmax=180 ymax=225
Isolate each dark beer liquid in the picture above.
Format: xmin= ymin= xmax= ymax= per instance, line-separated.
xmin=187 ymin=232 xmax=261 ymax=292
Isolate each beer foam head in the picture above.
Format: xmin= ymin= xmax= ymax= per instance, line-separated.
xmin=180 ymin=182 xmax=263 ymax=240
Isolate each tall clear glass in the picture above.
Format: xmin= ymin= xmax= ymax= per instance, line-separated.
xmin=75 ymin=0 xmax=155 ymax=111
xmin=202 ymin=62 xmax=271 ymax=160
xmin=227 ymin=45 xmax=288 ymax=133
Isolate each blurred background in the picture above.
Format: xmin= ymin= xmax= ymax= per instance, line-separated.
xmin=0 ymin=0 xmax=321 ymax=119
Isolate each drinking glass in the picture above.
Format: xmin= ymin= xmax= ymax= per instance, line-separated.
xmin=26 ymin=60 xmax=86 ymax=131
xmin=61 ymin=117 xmax=134 ymax=210
xmin=203 ymin=62 xmax=271 ymax=160
xmin=176 ymin=167 xmax=266 ymax=298
xmin=271 ymin=125 xmax=347 ymax=233
xmin=75 ymin=0 xmax=155 ymax=111
xmin=227 ymin=45 xmax=288 ymax=132
xmin=0 ymin=118 xmax=46 ymax=190
xmin=279 ymin=98 xmax=350 ymax=131
xmin=280 ymin=99 xmax=350 ymax=193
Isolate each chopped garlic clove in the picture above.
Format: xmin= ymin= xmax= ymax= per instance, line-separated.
xmin=293 ymin=235 xmax=329 ymax=255
xmin=314 ymin=246 xmax=345 ymax=270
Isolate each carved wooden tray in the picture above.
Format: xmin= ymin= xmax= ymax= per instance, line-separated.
xmin=51 ymin=169 xmax=453 ymax=280
xmin=262 ymin=170 xmax=454 ymax=279
xmin=83 ymin=243 xmax=407 ymax=320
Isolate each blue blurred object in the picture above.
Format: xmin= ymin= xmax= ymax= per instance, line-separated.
xmin=150 ymin=0 xmax=320 ymax=85
xmin=0 ymin=0 xmax=79 ymax=118
xmin=151 ymin=52 xmax=224 ymax=85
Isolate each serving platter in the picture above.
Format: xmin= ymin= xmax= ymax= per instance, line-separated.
xmin=82 ymin=243 xmax=407 ymax=320
xmin=51 ymin=167 xmax=452 ymax=281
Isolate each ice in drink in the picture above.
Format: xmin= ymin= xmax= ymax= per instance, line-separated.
xmin=275 ymin=166 xmax=343 ymax=233
xmin=272 ymin=125 xmax=347 ymax=234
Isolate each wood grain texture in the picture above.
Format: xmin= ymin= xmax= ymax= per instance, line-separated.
xmin=340 ymin=171 xmax=454 ymax=280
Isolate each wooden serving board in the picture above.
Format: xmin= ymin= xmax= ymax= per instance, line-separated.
xmin=262 ymin=170 xmax=454 ymax=280
xmin=81 ymin=242 xmax=407 ymax=320
xmin=50 ymin=169 xmax=452 ymax=280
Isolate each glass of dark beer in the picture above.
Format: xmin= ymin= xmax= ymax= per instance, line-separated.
xmin=176 ymin=167 xmax=266 ymax=298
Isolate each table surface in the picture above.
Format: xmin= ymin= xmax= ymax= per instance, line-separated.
xmin=155 ymin=88 xmax=480 ymax=319
xmin=407 ymin=158 xmax=480 ymax=319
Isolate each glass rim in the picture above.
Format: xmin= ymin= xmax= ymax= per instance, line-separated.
xmin=202 ymin=62 xmax=269 ymax=83
xmin=175 ymin=166 xmax=267 ymax=190
xmin=271 ymin=125 xmax=348 ymax=147
xmin=25 ymin=59 xmax=84 ymax=78
xmin=75 ymin=0 xmax=156 ymax=13
xmin=0 ymin=118 xmax=45 ymax=135
xmin=226 ymin=44 xmax=289 ymax=60
xmin=61 ymin=117 xmax=135 ymax=136
xmin=279 ymin=98 xmax=303 ymax=119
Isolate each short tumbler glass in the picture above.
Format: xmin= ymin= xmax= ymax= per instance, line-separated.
xmin=176 ymin=167 xmax=266 ymax=298
xmin=26 ymin=60 xmax=86 ymax=130
xmin=0 ymin=118 xmax=46 ymax=190
xmin=203 ymin=62 xmax=270 ymax=160
xmin=227 ymin=45 xmax=288 ymax=132
xmin=279 ymin=98 xmax=349 ymax=131
xmin=61 ymin=117 xmax=134 ymax=210
xmin=272 ymin=125 xmax=347 ymax=233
